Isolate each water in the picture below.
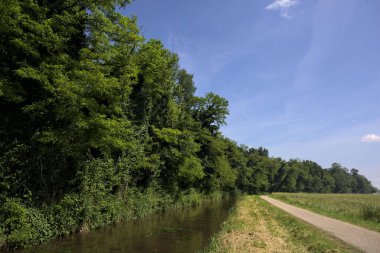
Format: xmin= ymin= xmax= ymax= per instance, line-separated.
xmin=15 ymin=199 xmax=234 ymax=253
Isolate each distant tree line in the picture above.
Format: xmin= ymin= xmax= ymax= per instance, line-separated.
xmin=0 ymin=0 xmax=377 ymax=249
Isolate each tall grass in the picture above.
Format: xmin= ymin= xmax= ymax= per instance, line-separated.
xmin=272 ymin=193 xmax=380 ymax=232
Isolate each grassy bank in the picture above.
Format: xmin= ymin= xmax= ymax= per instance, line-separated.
xmin=271 ymin=193 xmax=380 ymax=232
xmin=0 ymin=188 xmax=222 ymax=250
xmin=205 ymin=196 xmax=358 ymax=253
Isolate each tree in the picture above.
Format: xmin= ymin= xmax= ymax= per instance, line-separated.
xmin=193 ymin=92 xmax=229 ymax=134
xmin=152 ymin=127 xmax=204 ymax=191
xmin=0 ymin=0 xmax=142 ymax=202
xmin=351 ymin=171 xmax=376 ymax=193
xmin=131 ymin=39 xmax=179 ymax=128
xmin=329 ymin=163 xmax=355 ymax=193
xmin=196 ymin=132 xmax=236 ymax=192
xmin=174 ymin=69 xmax=196 ymax=110
xmin=321 ymin=172 xmax=335 ymax=193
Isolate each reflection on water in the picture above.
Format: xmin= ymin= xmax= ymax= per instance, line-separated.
xmin=15 ymin=199 xmax=234 ymax=253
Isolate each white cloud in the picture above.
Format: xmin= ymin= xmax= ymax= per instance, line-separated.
xmin=265 ymin=0 xmax=299 ymax=18
xmin=361 ymin=134 xmax=380 ymax=143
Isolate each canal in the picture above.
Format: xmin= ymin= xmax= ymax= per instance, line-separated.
xmin=14 ymin=199 xmax=234 ymax=253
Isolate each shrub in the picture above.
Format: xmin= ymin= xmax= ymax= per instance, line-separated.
xmin=0 ymin=227 xmax=6 ymax=248
xmin=361 ymin=205 xmax=380 ymax=223
xmin=129 ymin=186 xmax=173 ymax=216
xmin=50 ymin=194 xmax=83 ymax=236
xmin=0 ymin=199 xmax=52 ymax=249
xmin=176 ymin=188 xmax=203 ymax=207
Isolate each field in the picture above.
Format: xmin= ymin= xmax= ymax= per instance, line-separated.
xmin=205 ymin=196 xmax=358 ymax=253
xmin=271 ymin=193 xmax=380 ymax=232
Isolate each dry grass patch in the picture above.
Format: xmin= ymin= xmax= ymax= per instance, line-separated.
xmin=206 ymin=196 xmax=306 ymax=253
xmin=205 ymin=196 xmax=358 ymax=253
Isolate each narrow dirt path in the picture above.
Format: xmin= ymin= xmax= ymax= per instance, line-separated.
xmin=261 ymin=196 xmax=380 ymax=253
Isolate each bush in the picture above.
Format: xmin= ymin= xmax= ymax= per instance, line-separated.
xmin=50 ymin=194 xmax=84 ymax=236
xmin=176 ymin=188 xmax=203 ymax=207
xmin=0 ymin=199 xmax=52 ymax=249
xmin=0 ymin=227 xmax=6 ymax=248
xmin=128 ymin=186 xmax=173 ymax=216
xmin=81 ymin=194 xmax=127 ymax=230
xmin=362 ymin=205 xmax=380 ymax=223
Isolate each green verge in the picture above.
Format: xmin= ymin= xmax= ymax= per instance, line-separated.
xmin=204 ymin=195 xmax=359 ymax=253
xmin=271 ymin=193 xmax=380 ymax=232
xmin=0 ymin=188 xmax=222 ymax=250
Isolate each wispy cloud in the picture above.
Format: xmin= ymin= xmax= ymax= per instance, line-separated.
xmin=259 ymin=119 xmax=299 ymax=127
xmin=265 ymin=0 xmax=299 ymax=18
xmin=361 ymin=134 xmax=380 ymax=143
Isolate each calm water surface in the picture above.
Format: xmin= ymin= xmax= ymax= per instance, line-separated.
xmin=15 ymin=199 xmax=234 ymax=253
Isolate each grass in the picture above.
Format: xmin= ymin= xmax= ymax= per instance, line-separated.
xmin=271 ymin=193 xmax=380 ymax=232
xmin=204 ymin=196 xmax=358 ymax=253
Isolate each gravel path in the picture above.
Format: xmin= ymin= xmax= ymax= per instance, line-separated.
xmin=261 ymin=196 xmax=380 ymax=253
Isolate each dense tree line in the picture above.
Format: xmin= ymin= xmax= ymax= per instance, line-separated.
xmin=0 ymin=0 xmax=377 ymax=249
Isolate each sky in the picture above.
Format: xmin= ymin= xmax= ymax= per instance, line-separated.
xmin=123 ymin=0 xmax=380 ymax=188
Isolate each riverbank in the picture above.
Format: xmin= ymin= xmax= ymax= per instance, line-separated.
xmin=205 ymin=196 xmax=359 ymax=253
xmin=6 ymin=198 xmax=234 ymax=253
xmin=0 ymin=188 xmax=223 ymax=250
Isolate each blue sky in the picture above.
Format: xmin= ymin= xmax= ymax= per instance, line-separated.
xmin=123 ymin=0 xmax=380 ymax=187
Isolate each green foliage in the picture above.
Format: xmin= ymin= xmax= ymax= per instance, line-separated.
xmin=330 ymin=163 xmax=356 ymax=193
xmin=151 ymin=127 xmax=205 ymax=190
xmin=0 ymin=228 xmax=4 ymax=249
xmin=175 ymin=69 xmax=196 ymax=110
xmin=214 ymin=156 xmax=237 ymax=189
xmin=179 ymin=156 xmax=204 ymax=184
xmin=131 ymin=39 xmax=179 ymax=128
xmin=193 ymin=93 xmax=229 ymax=134
xmin=50 ymin=194 xmax=83 ymax=236
xmin=361 ymin=205 xmax=380 ymax=223
xmin=175 ymin=189 xmax=203 ymax=207
xmin=0 ymin=0 xmax=377 ymax=249
xmin=0 ymin=199 xmax=53 ymax=249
